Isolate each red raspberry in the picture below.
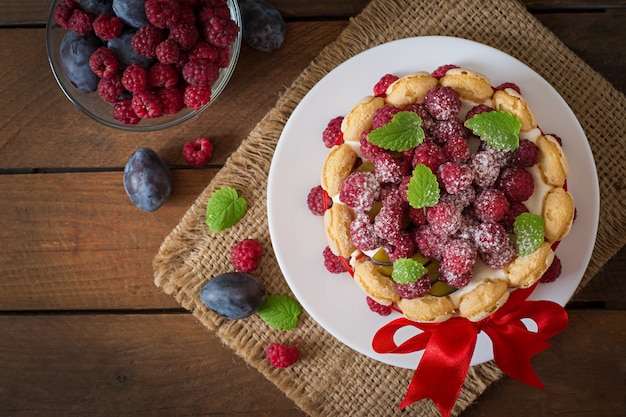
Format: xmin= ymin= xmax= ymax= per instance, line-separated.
xmin=112 ymin=98 xmax=141 ymax=125
xmin=493 ymin=82 xmax=521 ymax=94
xmin=322 ymin=245 xmax=348 ymax=273
xmin=431 ymin=118 xmax=468 ymax=144
xmin=157 ymin=86 xmax=185 ymax=115
xmin=366 ymin=296 xmax=392 ymax=316
xmin=465 ymin=104 xmax=493 ymax=121
xmin=204 ymin=16 xmax=239 ymax=48
xmin=443 ymin=134 xmax=470 ymax=163
xmin=265 ymin=343 xmax=299 ymax=368
xmin=442 ymin=239 xmax=476 ymax=275
xmin=182 ymin=137 xmax=213 ymax=166
xmin=412 ymin=141 xmax=446 ymax=172
xmin=132 ymin=24 xmax=166 ymax=58
xmin=197 ymin=4 xmax=231 ymax=25
xmin=322 ymin=116 xmax=344 ymax=148
xmin=408 ymin=207 xmax=427 ymax=226
xmin=131 ymin=90 xmax=163 ymax=118
xmin=92 ymin=13 xmax=123 ymax=41
xmin=512 ymin=139 xmax=539 ymax=167
xmin=415 ymin=225 xmax=449 ymax=260
xmin=438 ymin=266 xmax=472 ymax=289
xmin=374 ymin=153 xmax=411 ymax=184
xmin=497 ymin=167 xmax=534 ymax=202
xmin=500 ymin=201 xmax=529 ymax=232
xmin=469 ymin=151 xmax=501 ymax=188
xmin=148 ymin=62 xmax=179 ymax=88
xmin=339 ymin=171 xmax=380 ymax=212
xmin=427 ymin=201 xmax=462 ymax=237
xmin=424 ymin=86 xmax=461 ymax=121
xmin=351 ymin=213 xmax=383 ymax=251
xmin=184 ymin=85 xmax=212 ymax=109
xmin=68 ymin=9 xmax=95 ymax=35
xmin=169 ymin=23 xmax=200 ymax=50
xmin=473 ymin=189 xmax=509 ymax=222
xmin=396 ymin=275 xmax=431 ymax=299
xmin=372 ymin=105 xmax=401 ymax=129
xmin=437 ymin=162 xmax=474 ymax=195
xmin=540 ymin=255 xmax=562 ymax=283
xmin=479 ymin=142 xmax=510 ymax=168
xmin=307 ymin=185 xmax=331 ymax=216
xmin=403 ymin=103 xmax=436 ymax=134
xmin=359 ymin=131 xmax=386 ymax=161
xmin=440 ymin=187 xmax=476 ymax=212
xmin=54 ymin=0 xmax=80 ymax=30
xmin=97 ymin=72 xmax=124 ymax=103
xmin=431 ymin=64 xmax=459 ymax=79
xmin=188 ymin=39 xmax=219 ymax=61
xmin=373 ymin=73 xmax=399 ymax=97
xmin=155 ymin=39 xmax=181 ymax=64
xmin=231 ymin=238 xmax=263 ymax=272
xmin=183 ymin=59 xmax=219 ymax=86
xmin=374 ymin=204 xmax=405 ymax=241
xmin=215 ymin=46 xmax=231 ymax=68
xmin=473 ymin=222 xmax=510 ymax=255
xmin=385 ymin=231 xmax=416 ymax=262
xmin=546 ymin=133 xmax=563 ymax=146
xmin=145 ymin=0 xmax=181 ymax=28
xmin=480 ymin=243 xmax=515 ymax=269
xmin=121 ymin=63 xmax=148 ymax=93
xmin=89 ymin=47 xmax=119 ymax=79
xmin=178 ymin=5 xmax=197 ymax=24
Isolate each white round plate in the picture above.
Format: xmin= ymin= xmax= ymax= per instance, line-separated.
xmin=267 ymin=36 xmax=599 ymax=369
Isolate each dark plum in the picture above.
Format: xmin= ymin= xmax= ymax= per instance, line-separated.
xmin=123 ymin=148 xmax=172 ymax=212
xmin=240 ymin=0 xmax=285 ymax=52
xmin=79 ymin=0 xmax=114 ymax=15
xmin=112 ymin=0 xmax=149 ymax=28
xmin=107 ymin=29 xmax=154 ymax=69
xmin=59 ymin=31 xmax=103 ymax=92
xmin=200 ymin=272 xmax=266 ymax=319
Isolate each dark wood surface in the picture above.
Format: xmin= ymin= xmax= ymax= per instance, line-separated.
xmin=1 ymin=1 xmax=624 ymax=416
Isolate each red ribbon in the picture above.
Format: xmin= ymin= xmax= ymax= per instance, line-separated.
xmin=372 ymin=283 xmax=568 ymax=417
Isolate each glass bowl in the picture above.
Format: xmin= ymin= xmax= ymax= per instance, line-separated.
xmin=45 ymin=0 xmax=241 ymax=132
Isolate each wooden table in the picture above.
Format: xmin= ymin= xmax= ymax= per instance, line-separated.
xmin=1 ymin=1 xmax=624 ymax=416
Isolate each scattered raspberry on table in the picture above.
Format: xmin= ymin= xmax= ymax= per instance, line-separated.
xmin=231 ymin=238 xmax=263 ymax=273
xmin=182 ymin=137 xmax=213 ymax=167
xmin=265 ymin=343 xmax=299 ymax=368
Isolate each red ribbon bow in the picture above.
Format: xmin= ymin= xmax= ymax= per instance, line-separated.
xmin=372 ymin=283 xmax=568 ymax=417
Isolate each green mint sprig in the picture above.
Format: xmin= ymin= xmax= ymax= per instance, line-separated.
xmin=205 ymin=186 xmax=248 ymax=231
xmin=391 ymin=258 xmax=427 ymax=284
xmin=406 ymin=164 xmax=440 ymax=209
xmin=257 ymin=295 xmax=302 ymax=330
xmin=367 ymin=111 xmax=425 ymax=152
xmin=465 ymin=110 xmax=521 ymax=152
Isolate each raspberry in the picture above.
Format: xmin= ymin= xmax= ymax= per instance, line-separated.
xmin=68 ymin=9 xmax=95 ymax=35
xmin=204 ymin=16 xmax=239 ymax=48
xmin=121 ymin=63 xmax=148 ymax=93
xmin=374 ymin=152 xmax=411 ymax=184
xmin=197 ymin=3 xmax=231 ymax=24
xmin=479 ymin=142 xmax=510 ymax=168
xmin=131 ymin=90 xmax=163 ymax=118
xmin=473 ymin=222 xmax=510 ymax=255
xmin=54 ymin=0 xmax=80 ymax=30
xmin=437 ymin=162 xmax=474 ymax=195
xmin=512 ymin=139 xmax=539 ymax=167
xmin=215 ymin=46 xmax=231 ymax=68
xmin=546 ymin=133 xmax=563 ymax=146
xmin=148 ymin=62 xmax=179 ymax=88
xmin=424 ymin=86 xmax=461 ymax=121
xmin=412 ymin=141 xmax=446 ymax=172
xmin=230 ymin=238 xmax=263 ymax=272
xmin=351 ymin=213 xmax=383 ymax=251
xmin=500 ymin=201 xmax=529 ymax=232
xmin=132 ymin=24 xmax=166 ymax=58
xmin=465 ymin=104 xmax=493 ymax=121
xmin=182 ymin=59 xmax=219 ymax=86
xmin=359 ymin=131 xmax=386 ymax=161
xmin=307 ymin=185 xmax=331 ymax=216
xmin=169 ymin=23 xmax=200 ymax=50
xmin=440 ymin=186 xmax=475 ymax=212
xmin=157 ymin=86 xmax=185 ymax=114
xmin=408 ymin=206 xmax=427 ymax=226
xmin=480 ymin=243 xmax=515 ymax=269
xmin=184 ymin=84 xmax=212 ymax=109
xmin=470 ymin=151 xmax=501 ymax=188
xmin=112 ymin=98 xmax=140 ymax=125
xmin=322 ymin=246 xmax=348 ymax=273
xmin=427 ymin=201 xmax=462 ymax=237
xmin=145 ymin=0 xmax=181 ymax=28
xmin=438 ymin=266 xmax=472 ymax=289
xmin=415 ymin=225 xmax=448 ymax=260
xmin=384 ymin=232 xmax=416 ymax=262
xmin=178 ymin=5 xmax=197 ymax=24
xmin=265 ymin=343 xmax=299 ymax=368
xmin=403 ymin=103 xmax=436 ymax=134
xmin=497 ymin=167 xmax=534 ymax=202
xmin=396 ymin=275 xmax=431 ymax=299
xmin=366 ymin=296 xmax=392 ymax=316
xmin=431 ymin=118 xmax=467 ymax=144
xmin=155 ymin=39 xmax=181 ymax=64
xmin=374 ymin=204 xmax=404 ymax=241
xmin=97 ymin=72 xmax=124 ymax=103
xmin=540 ymin=255 xmax=562 ymax=283
xmin=188 ymin=39 xmax=219 ymax=61
xmin=442 ymin=239 xmax=476 ymax=275
xmin=89 ymin=47 xmax=119 ymax=79
xmin=182 ymin=137 xmax=213 ymax=166
xmin=493 ymin=82 xmax=521 ymax=94
xmin=339 ymin=171 xmax=380 ymax=212
xmin=322 ymin=116 xmax=344 ymax=148
xmin=92 ymin=13 xmax=123 ymax=40
xmin=443 ymin=134 xmax=470 ymax=163
xmin=373 ymin=73 xmax=399 ymax=97
xmin=431 ymin=64 xmax=459 ymax=79
xmin=372 ymin=105 xmax=401 ymax=129
xmin=473 ymin=189 xmax=509 ymax=223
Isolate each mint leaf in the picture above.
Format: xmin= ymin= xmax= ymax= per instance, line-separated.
xmin=391 ymin=258 xmax=427 ymax=284
xmin=406 ymin=164 xmax=440 ymax=209
xmin=205 ymin=187 xmax=248 ymax=231
xmin=257 ymin=295 xmax=302 ymax=330
xmin=513 ymin=212 xmax=545 ymax=256
xmin=465 ymin=110 xmax=521 ymax=152
xmin=367 ymin=111 xmax=425 ymax=152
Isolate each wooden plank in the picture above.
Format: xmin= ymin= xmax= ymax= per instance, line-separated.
xmin=0 ymin=310 xmax=622 ymax=416
xmin=0 ymin=21 xmax=346 ymax=170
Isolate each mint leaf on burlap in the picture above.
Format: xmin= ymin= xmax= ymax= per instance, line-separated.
xmin=257 ymin=295 xmax=302 ymax=330
xmin=205 ymin=187 xmax=248 ymax=231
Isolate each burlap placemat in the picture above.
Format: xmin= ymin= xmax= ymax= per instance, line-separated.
xmin=153 ymin=0 xmax=626 ymax=415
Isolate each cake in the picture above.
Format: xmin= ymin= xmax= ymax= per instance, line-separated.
xmin=311 ymin=65 xmax=575 ymax=322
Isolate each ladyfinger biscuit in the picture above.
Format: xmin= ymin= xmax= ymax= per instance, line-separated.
xmin=397 ymin=294 xmax=455 ymax=322
xmin=439 ymin=68 xmax=494 ymax=102
xmin=341 ymin=96 xmax=385 ymax=142
xmin=457 ymin=279 xmax=510 ymax=322
xmin=536 ymin=134 xmax=570 ymax=187
xmin=324 ymin=203 xmax=356 ymax=258
xmin=492 ymin=88 xmax=537 ymax=132
xmin=321 ymin=143 xmax=358 ymax=196
xmin=505 ymin=242 xmax=554 ymax=288
xmin=384 ymin=72 xmax=438 ymax=107
xmin=353 ymin=257 xmax=400 ymax=305
xmin=543 ymin=187 xmax=575 ymax=242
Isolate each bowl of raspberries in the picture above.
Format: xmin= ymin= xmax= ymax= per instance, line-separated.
xmin=46 ymin=0 xmax=241 ymax=131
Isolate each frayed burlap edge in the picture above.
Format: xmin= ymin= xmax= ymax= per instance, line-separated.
xmin=153 ymin=0 xmax=626 ymax=416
